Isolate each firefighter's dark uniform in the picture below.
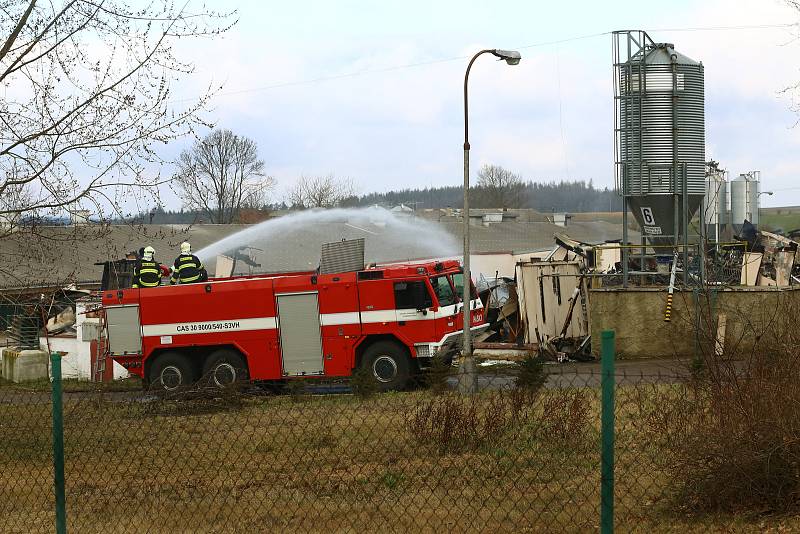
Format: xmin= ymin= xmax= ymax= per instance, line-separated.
xmin=171 ymin=254 xmax=207 ymax=284
xmin=132 ymin=259 xmax=162 ymax=288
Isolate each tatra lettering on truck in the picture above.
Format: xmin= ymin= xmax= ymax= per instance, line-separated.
xmin=101 ymin=259 xmax=488 ymax=392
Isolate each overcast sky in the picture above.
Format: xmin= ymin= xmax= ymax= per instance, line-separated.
xmin=160 ymin=0 xmax=800 ymax=209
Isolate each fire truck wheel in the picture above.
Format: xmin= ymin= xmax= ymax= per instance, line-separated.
xmin=362 ymin=341 xmax=410 ymax=391
xmin=150 ymin=352 xmax=195 ymax=391
xmin=203 ymin=349 xmax=249 ymax=388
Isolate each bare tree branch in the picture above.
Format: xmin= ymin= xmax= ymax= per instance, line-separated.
xmin=1 ymin=0 xmax=233 ymax=213
xmin=0 ymin=0 xmax=35 ymax=64
xmin=0 ymin=0 xmax=234 ymax=294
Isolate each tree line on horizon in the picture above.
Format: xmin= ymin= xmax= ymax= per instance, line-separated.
xmin=346 ymin=178 xmax=622 ymax=213
xmin=128 ymin=174 xmax=622 ymax=225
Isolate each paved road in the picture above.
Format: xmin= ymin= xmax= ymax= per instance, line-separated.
xmin=544 ymin=358 xmax=691 ymax=388
xmin=0 ymin=359 xmax=692 ymax=402
xmin=455 ymin=358 xmax=691 ymax=390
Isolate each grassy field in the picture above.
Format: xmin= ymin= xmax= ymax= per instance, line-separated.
xmin=0 ymin=377 xmax=797 ymax=533
xmin=760 ymin=206 xmax=800 ymax=233
xmin=570 ymin=211 xmax=625 ymax=225
xmin=0 ymin=375 xmax=143 ymax=392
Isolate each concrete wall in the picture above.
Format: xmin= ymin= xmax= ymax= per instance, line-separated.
xmin=590 ymin=286 xmax=800 ymax=359
xmin=471 ymin=253 xmax=516 ymax=279
xmin=43 ymin=335 xmax=87 ymax=379
xmin=37 ymin=301 xmax=128 ymax=380
xmin=39 ymin=335 xmax=128 ymax=380
xmin=1 ymin=348 xmax=49 ymax=382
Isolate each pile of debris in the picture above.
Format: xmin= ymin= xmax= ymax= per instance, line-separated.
xmin=475 ymin=233 xmax=606 ymax=363
xmin=736 ymin=221 xmax=799 ymax=286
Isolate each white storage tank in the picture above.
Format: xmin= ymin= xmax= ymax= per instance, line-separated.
xmin=703 ymin=167 xmax=727 ymax=241
xmin=730 ymin=171 xmax=760 ymax=231
xmin=703 ymin=171 xmax=727 ymax=226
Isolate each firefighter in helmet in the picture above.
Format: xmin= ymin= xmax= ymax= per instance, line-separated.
xmin=170 ymin=241 xmax=208 ymax=285
xmin=132 ymin=246 xmax=162 ymax=288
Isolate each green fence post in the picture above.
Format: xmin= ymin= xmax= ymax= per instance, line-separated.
xmin=600 ymin=330 xmax=615 ymax=534
xmin=51 ymin=353 xmax=67 ymax=534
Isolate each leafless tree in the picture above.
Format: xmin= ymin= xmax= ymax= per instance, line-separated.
xmin=288 ymin=174 xmax=356 ymax=209
xmin=174 ymin=129 xmax=273 ymax=223
xmin=0 ymin=1 xmax=233 ymax=222
xmin=476 ymin=164 xmax=524 ymax=209
xmin=0 ymin=0 xmax=232 ymax=293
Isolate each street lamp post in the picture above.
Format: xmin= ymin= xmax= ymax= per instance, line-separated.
xmin=458 ymin=48 xmax=521 ymax=395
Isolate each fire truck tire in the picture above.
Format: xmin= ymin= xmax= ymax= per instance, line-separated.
xmin=149 ymin=352 xmax=195 ymax=391
xmin=362 ymin=341 xmax=411 ymax=391
xmin=203 ymin=349 xmax=249 ymax=388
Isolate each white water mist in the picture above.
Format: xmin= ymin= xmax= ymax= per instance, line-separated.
xmin=196 ymin=207 xmax=461 ymax=272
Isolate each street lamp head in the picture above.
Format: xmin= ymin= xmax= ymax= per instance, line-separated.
xmin=492 ymin=49 xmax=521 ymax=65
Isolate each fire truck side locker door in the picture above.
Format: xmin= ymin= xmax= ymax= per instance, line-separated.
xmin=276 ymin=292 xmax=324 ymax=376
xmin=104 ymin=305 xmax=142 ymax=355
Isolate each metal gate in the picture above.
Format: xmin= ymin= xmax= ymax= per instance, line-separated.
xmin=276 ymin=292 xmax=324 ymax=376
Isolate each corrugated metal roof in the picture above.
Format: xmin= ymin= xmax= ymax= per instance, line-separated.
xmin=0 ymin=218 xmax=636 ymax=289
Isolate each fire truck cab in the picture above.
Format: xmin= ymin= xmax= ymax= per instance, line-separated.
xmin=101 ymin=259 xmax=487 ymax=391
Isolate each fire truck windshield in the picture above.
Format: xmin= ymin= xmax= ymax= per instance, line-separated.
xmin=451 ymin=273 xmax=478 ymax=301
xmin=429 ymin=276 xmax=456 ymax=306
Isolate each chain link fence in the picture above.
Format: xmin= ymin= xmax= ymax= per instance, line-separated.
xmin=2 ymin=346 xmax=799 ymax=532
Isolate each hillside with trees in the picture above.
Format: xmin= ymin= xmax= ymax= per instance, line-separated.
xmin=348 ymin=178 xmax=621 ymax=212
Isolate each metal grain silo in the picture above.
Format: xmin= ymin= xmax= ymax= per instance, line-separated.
xmin=730 ymin=171 xmax=760 ymax=231
xmin=613 ymin=31 xmax=705 ymax=249
xmin=703 ymin=166 xmax=727 ymax=241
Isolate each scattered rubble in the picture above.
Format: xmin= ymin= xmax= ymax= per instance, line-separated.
xmin=477 ymin=233 xmax=600 ymax=363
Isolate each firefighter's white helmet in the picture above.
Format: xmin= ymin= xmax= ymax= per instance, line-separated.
xmin=143 ymin=246 xmax=155 ymax=260
xmin=180 ymin=241 xmax=191 ymax=254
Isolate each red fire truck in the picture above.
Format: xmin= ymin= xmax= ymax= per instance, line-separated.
xmin=101 ymin=259 xmax=487 ymax=391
